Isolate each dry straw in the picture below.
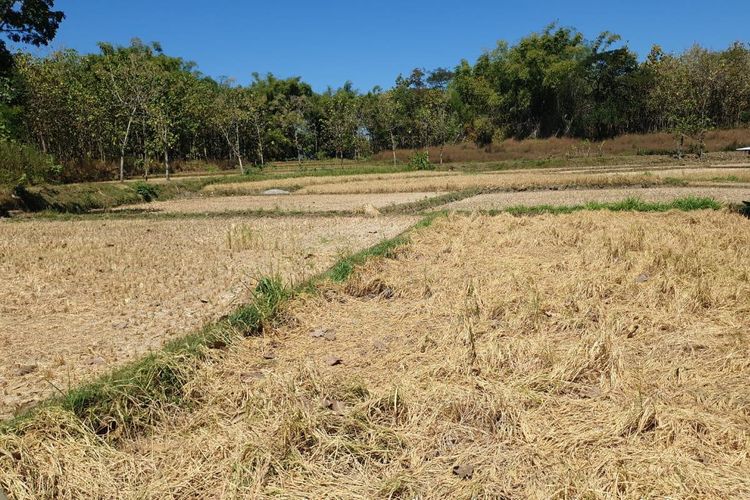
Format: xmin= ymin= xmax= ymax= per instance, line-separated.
xmin=2 ymin=210 xmax=750 ymax=497
xmin=0 ymin=215 xmax=417 ymax=419
xmin=122 ymin=192 xmax=445 ymax=214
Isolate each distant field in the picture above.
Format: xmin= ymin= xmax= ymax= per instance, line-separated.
xmin=122 ymin=192 xmax=446 ymax=214
xmin=200 ymin=170 xmax=456 ymax=196
xmin=291 ymin=166 xmax=749 ymax=195
xmin=0 ymin=215 xmax=417 ymax=419
xmin=4 ymin=210 xmax=748 ymax=497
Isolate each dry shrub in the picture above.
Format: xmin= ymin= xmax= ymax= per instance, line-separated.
xmin=2 ymin=210 xmax=750 ymax=497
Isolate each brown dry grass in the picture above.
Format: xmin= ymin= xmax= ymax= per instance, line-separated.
xmin=200 ymin=171 xmax=457 ymax=196
xmin=121 ymin=192 xmax=446 ymax=214
xmin=3 ymin=210 xmax=750 ymax=497
xmin=0 ymin=215 xmax=417 ymax=419
xmin=446 ymin=186 xmax=750 ymax=210
xmin=293 ymin=167 xmax=749 ymax=195
xmin=373 ymin=128 xmax=750 ymax=163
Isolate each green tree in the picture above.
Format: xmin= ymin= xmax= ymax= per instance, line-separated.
xmin=95 ymin=40 xmax=159 ymax=181
xmin=0 ymin=0 xmax=64 ymax=72
xmin=210 ymin=80 xmax=248 ymax=173
xmin=322 ymin=86 xmax=357 ymax=165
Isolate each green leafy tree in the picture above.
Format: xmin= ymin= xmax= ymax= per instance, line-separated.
xmin=0 ymin=0 xmax=64 ymax=72
xmin=322 ymin=86 xmax=357 ymax=165
xmin=210 ymin=80 xmax=248 ymax=173
xmin=95 ymin=40 xmax=159 ymax=181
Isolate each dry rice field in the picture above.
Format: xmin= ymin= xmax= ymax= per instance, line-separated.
xmin=0 ymin=215 xmax=417 ymax=419
xmin=2 ymin=210 xmax=750 ymax=498
xmin=292 ymin=167 xmax=750 ymax=195
xmin=201 ymin=170 xmax=457 ymax=196
xmin=446 ymin=186 xmax=750 ymax=211
xmin=122 ymin=192 xmax=444 ymax=214
xmin=199 ymin=164 xmax=750 ymax=197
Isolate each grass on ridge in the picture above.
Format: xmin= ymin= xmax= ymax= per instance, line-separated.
xmin=481 ymin=196 xmax=723 ymax=216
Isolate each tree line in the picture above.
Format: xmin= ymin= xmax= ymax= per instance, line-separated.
xmin=2 ymin=23 xmax=750 ymax=182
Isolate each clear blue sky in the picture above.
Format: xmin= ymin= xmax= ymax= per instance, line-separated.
xmin=35 ymin=0 xmax=750 ymax=92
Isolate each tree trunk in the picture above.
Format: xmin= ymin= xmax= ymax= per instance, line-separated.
xmin=163 ymin=132 xmax=170 ymax=181
xmin=164 ymin=149 xmax=170 ymax=180
xmin=390 ymin=131 xmax=397 ymax=166
xmin=143 ymin=153 xmax=149 ymax=181
xmin=119 ymin=114 xmax=134 ymax=182
xmin=439 ymin=144 xmax=444 ymax=165
xmin=294 ymin=128 xmax=302 ymax=166
xmin=255 ymin=123 xmax=264 ymax=167
xmin=235 ymin=122 xmax=244 ymax=175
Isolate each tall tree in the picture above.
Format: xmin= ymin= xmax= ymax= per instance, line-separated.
xmin=211 ymin=80 xmax=247 ymax=173
xmin=0 ymin=0 xmax=64 ymax=72
xmin=95 ymin=40 xmax=158 ymax=181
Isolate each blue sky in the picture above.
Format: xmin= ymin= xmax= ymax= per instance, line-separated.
xmin=32 ymin=0 xmax=750 ymax=91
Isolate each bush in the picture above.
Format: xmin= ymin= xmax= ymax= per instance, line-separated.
xmin=133 ymin=182 xmax=160 ymax=202
xmin=408 ymin=151 xmax=434 ymax=171
xmin=0 ymin=140 xmax=62 ymax=186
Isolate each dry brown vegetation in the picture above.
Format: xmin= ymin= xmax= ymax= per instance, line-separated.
xmin=122 ymin=192 xmax=446 ymax=214
xmin=3 ymin=210 xmax=750 ymax=497
xmin=200 ymin=171 xmax=456 ymax=196
xmin=198 ymin=163 xmax=750 ymax=199
xmin=446 ymin=186 xmax=750 ymax=211
xmin=293 ymin=167 xmax=750 ymax=195
xmin=0 ymin=215 xmax=417 ymax=419
xmin=373 ymin=128 xmax=750 ymax=163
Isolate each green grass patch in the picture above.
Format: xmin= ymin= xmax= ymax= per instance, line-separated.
xmin=491 ymin=196 xmax=722 ymax=216
xmin=381 ymin=189 xmax=483 ymax=215
xmin=710 ymin=175 xmax=746 ymax=183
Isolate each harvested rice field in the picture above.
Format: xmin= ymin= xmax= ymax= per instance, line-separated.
xmin=291 ymin=166 xmax=750 ymax=195
xmin=201 ymin=170 xmax=458 ymax=196
xmin=188 ymin=163 xmax=750 ymax=199
xmin=446 ymin=186 xmax=750 ymax=210
xmin=0 ymin=215 xmax=417 ymax=419
xmin=3 ymin=210 xmax=750 ymax=498
xmin=121 ymin=192 xmax=444 ymax=214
